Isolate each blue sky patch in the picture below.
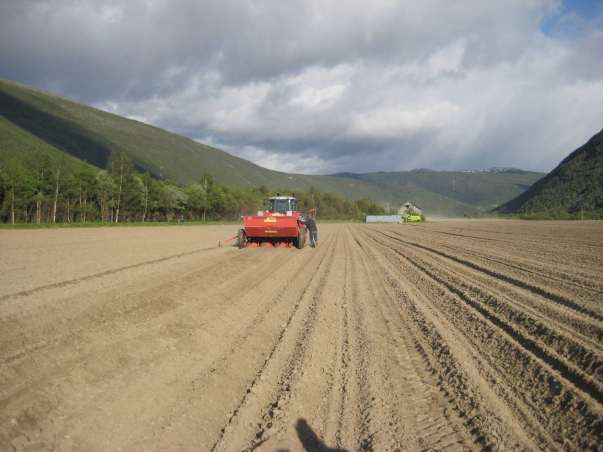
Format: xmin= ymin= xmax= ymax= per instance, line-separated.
xmin=541 ymin=0 xmax=603 ymax=38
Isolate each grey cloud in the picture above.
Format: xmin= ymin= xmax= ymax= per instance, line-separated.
xmin=1 ymin=0 xmax=602 ymax=174
xmin=0 ymin=0 xmax=555 ymax=99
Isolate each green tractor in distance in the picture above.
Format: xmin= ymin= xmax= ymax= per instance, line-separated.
xmin=400 ymin=202 xmax=425 ymax=223
xmin=405 ymin=214 xmax=423 ymax=222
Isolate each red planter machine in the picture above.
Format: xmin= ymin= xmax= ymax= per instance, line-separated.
xmin=237 ymin=196 xmax=307 ymax=248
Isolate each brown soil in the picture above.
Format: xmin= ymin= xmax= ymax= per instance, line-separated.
xmin=1 ymin=221 xmax=602 ymax=451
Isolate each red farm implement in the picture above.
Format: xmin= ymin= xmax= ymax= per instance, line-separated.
xmin=237 ymin=196 xmax=307 ymax=249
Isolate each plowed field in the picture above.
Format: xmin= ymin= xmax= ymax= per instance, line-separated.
xmin=1 ymin=221 xmax=602 ymax=451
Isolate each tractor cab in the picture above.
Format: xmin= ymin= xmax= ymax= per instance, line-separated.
xmin=268 ymin=196 xmax=298 ymax=215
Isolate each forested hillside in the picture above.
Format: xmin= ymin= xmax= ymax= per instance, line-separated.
xmin=0 ymin=79 xmax=385 ymax=200
xmin=497 ymin=129 xmax=603 ymax=217
xmin=1 ymin=79 xmax=544 ymax=218
xmin=0 ymin=148 xmax=385 ymax=225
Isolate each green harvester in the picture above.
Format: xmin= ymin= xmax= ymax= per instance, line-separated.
xmin=405 ymin=214 xmax=423 ymax=222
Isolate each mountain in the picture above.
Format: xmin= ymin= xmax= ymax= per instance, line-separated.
xmin=0 ymin=79 xmax=544 ymax=216
xmin=496 ymin=129 xmax=603 ymax=216
xmin=0 ymin=114 xmax=96 ymax=175
xmin=335 ymin=168 xmax=544 ymax=216
xmin=0 ymin=79 xmax=385 ymax=200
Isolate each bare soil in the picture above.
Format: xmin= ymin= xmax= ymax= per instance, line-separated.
xmin=1 ymin=221 xmax=602 ymax=451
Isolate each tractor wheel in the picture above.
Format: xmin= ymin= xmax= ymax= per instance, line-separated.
xmin=295 ymin=228 xmax=305 ymax=249
xmin=237 ymin=229 xmax=247 ymax=249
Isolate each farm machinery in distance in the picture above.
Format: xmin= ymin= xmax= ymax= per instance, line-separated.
xmin=237 ymin=196 xmax=307 ymax=248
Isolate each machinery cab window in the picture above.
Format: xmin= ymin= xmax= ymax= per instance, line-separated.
xmin=269 ymin=197 xmax=297 ymax=214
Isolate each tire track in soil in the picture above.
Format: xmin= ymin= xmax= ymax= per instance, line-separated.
xmin=386 ymin=227 xmax=603 ymax=305
xmin=270 ymin=227 xmax=370 ymax=451
xmin=335 ymin=230 xmax=376 ymax=451
xmin=145 ymin=234 xmax=339 ymax=451
xmin=2 ymin=222 xmax=601 ymax=451
xmin=355 ymin=228 xmax=542 ymax=450
xmin=377 ymin=230 xmax=603 ymax=322
xmin=448 ymin=244 xmax=602 ymax=295
xmin=361 ymin=226 xmax=603 ymax=450
xmin=331 ymin=272 xmax=352 ymax=449
xmin=241 ymin=234 xmax=346 ymax=451
xmin=1 ymin=240 xmax=329 ymax=450
xmin=0 ymin=248 xmax=272 ymax=367
xmin=210 ymin=233 xmax=340 ymax=451
xmin=377 ymin=228 xmax=603 ymax=358
xmin=349 ymin=226 xmax=475 ymax=451
xmin=371 ymin=230 xmax=603 ymax=386
xmin=0 ymin=245 xmax=220 ymax=303
xmin=0 ymin=246 xmax=291 ymax=391
xmin=303 ymin=229 xmax=356 ymax=450
xmin=405 ymin=246 xmax=603 ymax=359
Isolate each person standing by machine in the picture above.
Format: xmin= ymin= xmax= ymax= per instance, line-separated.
xmin=302 ymin=208 xmax=318 ymax=247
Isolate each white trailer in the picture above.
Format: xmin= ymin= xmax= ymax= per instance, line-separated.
xmin=365 ymin=215 xmax=402 ymax=223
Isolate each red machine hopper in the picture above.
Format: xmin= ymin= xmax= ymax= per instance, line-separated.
xmin=237 ymin=196 xmax=307 ymax=249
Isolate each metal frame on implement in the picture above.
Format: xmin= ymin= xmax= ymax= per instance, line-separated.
xmin=237 ymin=196 xmax=307 ymax=249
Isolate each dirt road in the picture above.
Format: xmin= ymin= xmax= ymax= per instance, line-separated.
xmin=1 ymin=221 xmax=602 ymax=451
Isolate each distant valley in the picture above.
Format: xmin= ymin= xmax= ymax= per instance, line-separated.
xmin=1 ymin=79 xmax=547 ymax=217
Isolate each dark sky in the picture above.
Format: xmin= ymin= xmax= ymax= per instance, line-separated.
xmin=1 ymin=0 xmax=602 ymax=174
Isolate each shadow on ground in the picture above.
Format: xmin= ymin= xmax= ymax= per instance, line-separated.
xmin=278 ymin=419 xmax=348 ymax=452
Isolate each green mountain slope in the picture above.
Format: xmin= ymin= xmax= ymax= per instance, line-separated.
xmin=336 ymin=169 xmax=544 ymax=215
xmin=497 ymin=129 xmax=603 ymax=215
xmin=0 ymin=116 xmax=96 ymax=174
xmin=1 ymin=78 xmax=545 ymax=216
xmin=0 ymin=79 xmax=385 ymax=201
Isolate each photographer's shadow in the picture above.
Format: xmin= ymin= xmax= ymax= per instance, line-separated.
xmin=292 ymin=419 xmax=348 ymax=452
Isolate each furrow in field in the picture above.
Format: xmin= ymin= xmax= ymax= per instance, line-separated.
xmin=361 ymin=227 xmax=603 ymax=450
xmin=148 ymin=234 xmax=337 ymax=451
xmin=387 ymin=227 xmax=603 ymax=302
xmin=452 ymin=242 xmax=601 ymax=293
xmin=401 ymin=224 xmax=603 ymax=272
xmin=396 ymin=242 xmax=603 ymax=400
xmin=422 ymin=226 xmax=601 ymax=248
xmin=211 ymin=234 xmax=340 ymax=451
xmin=0 ymin=245 xmax=220 ymax=303
xmin=2 ymin=221 xmax=601 ymax=451
xmin=340 ymin=230 xmax=382 ymax=451
xmin=347 ymin=226 xmax=473 ymax=451
xmin=422 ymin=222 xmax=603 ymax=266
xmin=0 ymin=248 xmax=262 ymax=365
xmin=352 ymin=227 xmax=539 ymax=450
xmin=319 ymin=230 xmax=372 ymax=451
xmin=376 ymin=229 xmax=603 ymax=321
xmin=0 ymin=234 xmax=333 ymax=450
xmin=379 ymin=227 xmax=603 ymax=352
xmin=374 ymin=229 xmax=603 ymax=383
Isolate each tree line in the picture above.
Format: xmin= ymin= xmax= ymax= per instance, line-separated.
xmin=0 ymin=151 xmax=386 ymax=224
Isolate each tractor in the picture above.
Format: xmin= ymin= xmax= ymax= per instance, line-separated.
xmin=237 ymin=196 xmax=307 ymax=248
xmin=404 ymin=214 xmax=423 ymax=223
xmin=400 ymin=201 xmax=425 ymax=223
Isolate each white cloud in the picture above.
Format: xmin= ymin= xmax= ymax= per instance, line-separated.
xmin=349 ymin=102 xmax=462 ymax=139
xmin=2 ymin=0 xmax=602 ymax=174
